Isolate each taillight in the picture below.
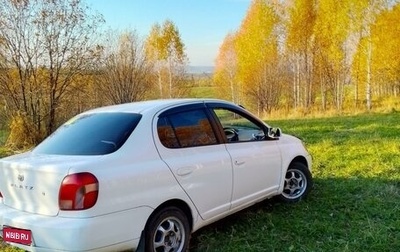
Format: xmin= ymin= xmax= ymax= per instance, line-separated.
xmin=59 ymin=172 xmax=99 ymax=210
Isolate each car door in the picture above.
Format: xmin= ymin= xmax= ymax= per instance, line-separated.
xmin=210 ymin=106 xmax=282 ymax=209
xmin=154 ymin=105 xmax=233 ymax=220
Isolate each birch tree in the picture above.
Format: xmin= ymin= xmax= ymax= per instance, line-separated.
xmin=350 ymin=0 xmax=388 ymax=110
xmin=214 ymin=33 xmax=240 ymax=104
xmin=286 ymin=0 xmax=317 ymax=109
xmin=235 ymin=0 xmax=280 ymax=114
xmin=145 ymin=20 xmax=187 ymax=98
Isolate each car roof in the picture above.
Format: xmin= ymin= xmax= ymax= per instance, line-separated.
xmin=84 ymin=98 xmax=234 ymax=115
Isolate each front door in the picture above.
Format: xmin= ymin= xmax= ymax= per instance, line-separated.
xmin=211 ymin=107 xmax=282 ymax=209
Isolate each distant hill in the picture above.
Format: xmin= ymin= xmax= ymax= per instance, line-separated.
xmin=186 ymin=66 xmax=214 ymax=74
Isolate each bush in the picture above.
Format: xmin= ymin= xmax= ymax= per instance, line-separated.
xmin=5 ymin=113 xmax=40 ymax=150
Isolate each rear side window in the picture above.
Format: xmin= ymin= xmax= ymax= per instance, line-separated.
xmin=157 ymin=109 xmax=217 ymax=148
xmin=34 ymin=113 xmax=142 ymax=155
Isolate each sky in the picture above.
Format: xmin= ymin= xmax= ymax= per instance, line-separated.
xmin=85 ymin=0 xmax=251 ymax=66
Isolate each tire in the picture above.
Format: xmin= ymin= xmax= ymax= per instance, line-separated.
xmin=278 ymin=162 xmax=313 ymax=203
xmin=144 ymin=206 xmax=190 ymax=252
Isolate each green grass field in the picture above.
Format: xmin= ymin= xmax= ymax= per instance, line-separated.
xmin=1 ymin=112 xmax=400 ymax=251
xmin=191 ymin=112 xmax=400 ymax=251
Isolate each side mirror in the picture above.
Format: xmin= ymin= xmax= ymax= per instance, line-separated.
xmin=267 ymin=127 xmax=281 ymax=139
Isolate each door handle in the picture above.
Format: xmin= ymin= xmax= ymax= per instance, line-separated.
xmin=234 ymin=160 xmax=245 ymax=166
xmin=176 ymin=167 xmax=195 ymax=176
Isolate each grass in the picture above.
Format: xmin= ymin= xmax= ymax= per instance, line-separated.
xmin=190 ymin=112 xmax=400 ymax=251
xmin=0 ymin=130 xmax=12 ymax=162
xmin=1 ymin=112 xmax=400 ymax=251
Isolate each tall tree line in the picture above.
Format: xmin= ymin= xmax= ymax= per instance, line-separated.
xmin=0 ymin=0 xmax=187 ymax=148
xmin=214 ymin=0 xmax=400 ymax=115
xmin=2 ymin=0 xmax=399 ymax=148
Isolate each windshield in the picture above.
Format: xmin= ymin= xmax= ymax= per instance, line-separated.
xmin=34 ymin=112 xmax=142 ymax=155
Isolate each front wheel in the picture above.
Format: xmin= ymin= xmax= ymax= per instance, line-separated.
xmin=278 ymin=162 xmax=312 ymax=203
xmin=144 ymin=206 xmax=190 ymax=252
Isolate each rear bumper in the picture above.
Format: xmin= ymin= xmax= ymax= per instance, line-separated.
xmin=0 ymin=204 xmax=153 ymax=252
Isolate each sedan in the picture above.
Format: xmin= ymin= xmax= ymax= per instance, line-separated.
xmin=0 ymin=98 xmax=312 ymax=252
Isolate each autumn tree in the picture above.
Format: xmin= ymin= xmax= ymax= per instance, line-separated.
xmin=145 ymin=23 xmax=163 ymax=97
xmin=0 ymin=0 xmax=44 ymax=143
xmin=145 ymin=20 xmax=187 ymax=98
xmin=96 ymin=30 xmax=153 ymax=104
xmin=286 ymin=0 xmax=317 ymax=109
xmin=235 ymin=0 xmax=280 ymax=114
xmin=214 ymin=33 xmax=240 ymax=104
xmin=0 ymin=0 xmax=104 ymax=144
xmin=212 ymin=0 xmax=400 ymax=115
xmin=350 ymin=0 xmax=393 ymax=110
xmin=371 ymin=3 xmax=400 ymax=97
xmin=314 ymin=0 xmax=353 ymax=111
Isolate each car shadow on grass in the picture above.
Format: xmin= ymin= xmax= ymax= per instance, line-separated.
xmin=190 ymin=177 xmax=400 ymax=252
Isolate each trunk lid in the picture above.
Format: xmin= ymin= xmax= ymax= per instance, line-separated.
xmin=0 ymin=152 xmax=98 ymax=216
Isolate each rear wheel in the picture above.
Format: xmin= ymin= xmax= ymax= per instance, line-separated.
xmin=145 ymin=206 xmax=190 ymax=252
xmin=278 ymin=162 xmax=312 ymax=203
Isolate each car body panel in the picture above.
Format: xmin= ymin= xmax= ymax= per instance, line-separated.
xmin=0 ymin=204 xmax=152 ymax=252
xmin=226 ymin=140 xmax=282 ymax=209
xmin=0 ymin=153 xmax=101 ymax=216
xmin=276 ymin=134 xmax=312 ymax=193
xmin=155 ymin=143 xmax=233 ymax=220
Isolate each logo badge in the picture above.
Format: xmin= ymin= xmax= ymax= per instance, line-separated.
xmin=18 ymin=174 xmax=24 ymax=182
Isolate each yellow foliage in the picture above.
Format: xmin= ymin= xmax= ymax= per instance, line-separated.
xmin=214 ymin=33 xmax=240 ymax=103
xmin=372 ymin=3 xmax=400 ymax=83
xmin=286 ymin=0 xmax=316 ymax=52
xmin=6 ymin=113 xmax=40 ymax=150
xmin=314 ymin=0 xmax=351 ymax=68
xmin=352 ymin=2 xmax=400 ymax=102
xmin=235 ymin=0 xmax=279 ymax=101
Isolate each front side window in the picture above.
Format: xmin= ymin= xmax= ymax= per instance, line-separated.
xmin=34 ymin=113 xmax=142 ymax=155
xmin=157 ymin=109 xmax=217 ymax=148
xmin=213 ymin=108 xmax=265 ymax=142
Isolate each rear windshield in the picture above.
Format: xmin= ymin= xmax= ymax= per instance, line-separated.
xmin=34 ymin=113 xmax=142 ymax=155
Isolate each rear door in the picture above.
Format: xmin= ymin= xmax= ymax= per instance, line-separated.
xmin=155 ymin=104 xmax=233 ymax=220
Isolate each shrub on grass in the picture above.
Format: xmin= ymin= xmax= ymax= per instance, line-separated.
xmin=5 ymin=113 xmax=40 ymax=150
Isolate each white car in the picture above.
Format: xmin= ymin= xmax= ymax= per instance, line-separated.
xmin=0 ymin=99 xmax=312 ymax=252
